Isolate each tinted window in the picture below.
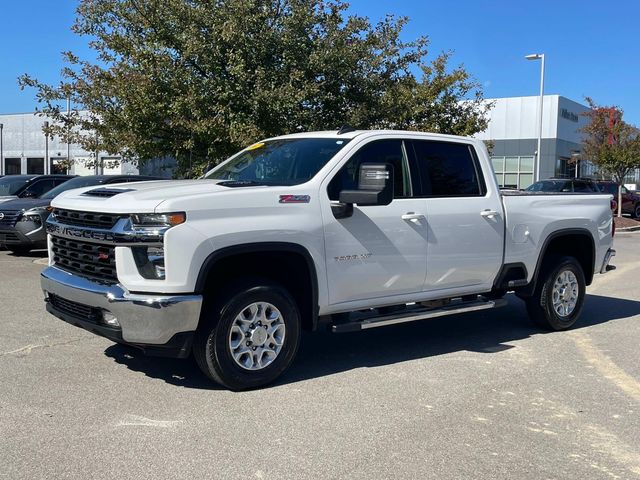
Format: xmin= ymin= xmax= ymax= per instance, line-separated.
xmin=41 ymin=176 xmax=106 ymax=199
xmin=327 ymin=140 xmax=410 ymax=200
xmin=526 ymin=180 xmax=571 ymax=192
xmin=410 ymin=141 xmax=483 ymax=196
xmin=573 ymin=181 xmax=596 ymax=193
xmin=22 ymin=179 xmax=55 ymax=198
xmin=0 ymin=176 xmax=34 ymax=196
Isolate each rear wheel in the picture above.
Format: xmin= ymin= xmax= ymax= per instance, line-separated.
xmin=525 ymin=256 xmax=585 ymax=330
xmin=193 ymin=279 xmax=301 ymax=390
xmin=633 ymin=203 xmax=640 ymax=219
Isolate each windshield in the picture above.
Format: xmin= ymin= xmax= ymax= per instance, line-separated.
xmin=41 ymin=176 xmax=106 ymax=200
xmin=204 ymin=138 xmax=351 ymax=185
xmin=0 ymin=176 xmax=33 ymax=196
xmin=525 ymin=180 xmax=571 ymax=192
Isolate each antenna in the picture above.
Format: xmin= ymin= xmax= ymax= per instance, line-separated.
xmin=337 ymin=125 xmax=356 ymax=135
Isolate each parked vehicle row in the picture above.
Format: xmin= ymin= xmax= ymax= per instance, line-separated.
xmin=0 ymin=175 xmax=162 ymax=254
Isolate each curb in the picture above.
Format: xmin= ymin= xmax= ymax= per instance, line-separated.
xmin=616 ymin=226 xmax=640 ymax=232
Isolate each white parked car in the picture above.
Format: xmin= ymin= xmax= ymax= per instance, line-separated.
xmin=41 ymin=129 xmax=615 ymax=390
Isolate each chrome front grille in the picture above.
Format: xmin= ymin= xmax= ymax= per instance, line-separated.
xmin=51 ymin=236 xmax=117 ymax=283
xmin=51 ymin=208 xmax=123 ymax=229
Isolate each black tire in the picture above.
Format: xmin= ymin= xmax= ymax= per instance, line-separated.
xmin=525 ymin=255 xmax=586 ymax=331
xmin=633 ymin=203 xmax=640 ymax=219
xmin=193 ymin=278 xmax=301 ymax=391
xmin=8 ymin=246 xmax=31 ymax=255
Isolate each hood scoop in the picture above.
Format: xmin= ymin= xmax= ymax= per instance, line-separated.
xmin=82 ymin=188 xmax=134 ymax=198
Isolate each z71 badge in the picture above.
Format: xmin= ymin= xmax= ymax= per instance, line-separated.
xmin=279 ymin=195 xmax=311 ymax=204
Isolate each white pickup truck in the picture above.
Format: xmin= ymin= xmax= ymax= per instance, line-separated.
xmin=41 ymin=129 xmax=616 ymax=390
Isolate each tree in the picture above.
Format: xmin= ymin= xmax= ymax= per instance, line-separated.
xmin=581 ymin=98 xmax=640 ymax=217
xmin=19 ymin=0 xmax=491 ymax=175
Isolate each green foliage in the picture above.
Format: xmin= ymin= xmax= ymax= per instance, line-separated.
xmin=20 ymin=0 xmax=491 ymax=174
xmin=581 ymin=98 xmax=640 ymax=216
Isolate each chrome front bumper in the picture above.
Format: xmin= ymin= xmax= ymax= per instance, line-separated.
xmin=600 ymin=248 xmax=616 ymax=274
xmin=41 ymin=266 xmax=203 ymax=349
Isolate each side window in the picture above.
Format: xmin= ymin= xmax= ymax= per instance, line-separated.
xmin=573 ymin=181 xmax=593 ymax=193
xmin=409 ymin=140 xmax=484 ymax=196
xmin=22 ymin=179 xmax=55 ymax=198
xmin=53 ymin=178 xmax=69 ymax=187
xmin=327 ymin=140 xmax=411 ymax=201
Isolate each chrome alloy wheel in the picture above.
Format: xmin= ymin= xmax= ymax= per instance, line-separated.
xmin=228 ymin=302 xmax=286 ymax=370
xmin=552 ymin=270 xmax=579 ymax=317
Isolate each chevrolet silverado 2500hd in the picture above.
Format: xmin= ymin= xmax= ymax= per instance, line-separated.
xmin=41 ymin=130 xmax=615 ymax=390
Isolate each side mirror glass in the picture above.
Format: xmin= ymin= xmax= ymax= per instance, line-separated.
xmin=338 ymin=163 xmax=394 ymax=207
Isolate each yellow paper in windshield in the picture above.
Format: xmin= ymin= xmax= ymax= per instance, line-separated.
xmin=246 ymin=142 xmax=265 ymax=151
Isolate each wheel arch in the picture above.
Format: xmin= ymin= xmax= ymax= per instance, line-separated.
xmin=195 ymin=242 xmax=320 ymax=331
xmin=517 ymin=228 xmax=595 ymax=297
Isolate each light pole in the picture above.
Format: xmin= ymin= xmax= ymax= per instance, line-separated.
xmin=43 ymin=121 xmax=50 ymax=175
xmin=525 ymin=53 xmax=545 ymax=182
xmin=571 ymin=150 xmax=581 ymax=178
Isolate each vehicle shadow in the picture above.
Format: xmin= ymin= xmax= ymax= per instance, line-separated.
xmin=103 ymin=293 xmax=640 ymax=390
xmin=7 ymin=249 xmax=48 ymax=258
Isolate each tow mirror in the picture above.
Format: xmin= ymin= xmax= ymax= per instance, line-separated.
xmin=339 ymin=163 xmax=394 ymax=207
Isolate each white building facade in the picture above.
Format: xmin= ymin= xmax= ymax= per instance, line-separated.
xmin=474 ymin=95 xmax=598 ymax=189
xmin=0 ymin=112 xmax=138 ymax=176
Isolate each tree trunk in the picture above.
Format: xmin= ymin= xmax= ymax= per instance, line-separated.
xmin=618 ymin=183 xmax=623 ymax=218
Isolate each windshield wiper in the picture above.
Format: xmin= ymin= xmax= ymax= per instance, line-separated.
xmin=217 ymin=180 xmax=285 ymax=188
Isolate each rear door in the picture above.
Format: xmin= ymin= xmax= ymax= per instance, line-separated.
xmin=407 ymin=139 xmax=504 ymax=292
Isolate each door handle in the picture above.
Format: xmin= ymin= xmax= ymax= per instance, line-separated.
xmin=401 ymin=212 xmax=425 ymax=222
xmin=480 ymin=209 xmax=499 ymax=218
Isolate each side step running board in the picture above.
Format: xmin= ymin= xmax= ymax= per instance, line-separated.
xmin=331 ymin=298 xmax=508 ymax=333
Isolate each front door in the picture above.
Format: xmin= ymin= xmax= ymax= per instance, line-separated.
xmin=322 ymin=139 xmax=429 ymax=305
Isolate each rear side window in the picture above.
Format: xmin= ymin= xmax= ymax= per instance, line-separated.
xmin=409 ymin=140 xmax=485 ymax=197
xmin=573 ymin=181 xmax=594 ymax=193
xmin=327 ymin=139 xmax=411 ymax=200
xmin=22 ymin=179 xmax=55 ymax=198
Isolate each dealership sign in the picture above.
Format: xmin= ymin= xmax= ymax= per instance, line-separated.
xmin=560 ymin=108 xmax=579 ymax=122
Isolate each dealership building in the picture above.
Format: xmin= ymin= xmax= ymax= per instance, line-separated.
xmin=0 ymin=111 xmax=141 ymax=177
xmin=473 ymin=95 xmax=600 ymax=190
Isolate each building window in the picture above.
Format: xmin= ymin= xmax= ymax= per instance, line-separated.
xmin=27 ymin=157 xmax=44 ymax=174
xmin=491 ymin=155 xmax=534 ymax=189
xmin=4 ymin=158 xmax=21 ymax=175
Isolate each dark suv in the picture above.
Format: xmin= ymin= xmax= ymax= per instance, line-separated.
xmin=0 ymin=175 xmax=163 ymax=255
xmin=0 ymin=175 xmax=75 ymax=202
xmin=524 ymin=178 xmax=599 ymax=193
xmin=596 ymin=181 xmax=640 ymax=218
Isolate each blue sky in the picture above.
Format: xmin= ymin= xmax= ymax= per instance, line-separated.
xmin=1 ymin=0 xmax=639 ymax=124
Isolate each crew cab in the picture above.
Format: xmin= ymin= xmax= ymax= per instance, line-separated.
xmin=40 ymin=130 xmax=616 ymax=390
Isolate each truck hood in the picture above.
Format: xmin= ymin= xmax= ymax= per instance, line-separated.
xmin=50 ymin=179 xmax=259 ymax=213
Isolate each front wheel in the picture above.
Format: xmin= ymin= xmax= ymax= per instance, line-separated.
xmin=633 ymin=203 xmax=640 ymax=219
xmin=193 ymin=279 xmax=301 ymax=390
xmin=525 ymin=256 xmax=586 ymax=331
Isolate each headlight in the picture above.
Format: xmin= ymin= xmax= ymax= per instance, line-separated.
xmin=20 ymin=206 xmax=51 ymax=224
xmin=131 ymin=245 xmax=166 ymax=280
xmin=130 ymin=212 xmax=186 ymax=229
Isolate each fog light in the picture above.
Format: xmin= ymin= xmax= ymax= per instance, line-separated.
xmin=131 ymin=245 xmax=166 ymax=280
xmin=103 ymin=312 xmax=120 ymax=327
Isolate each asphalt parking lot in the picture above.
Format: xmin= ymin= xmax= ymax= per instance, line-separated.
xmin=1 ymin=233 xmax=639 ymax=480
